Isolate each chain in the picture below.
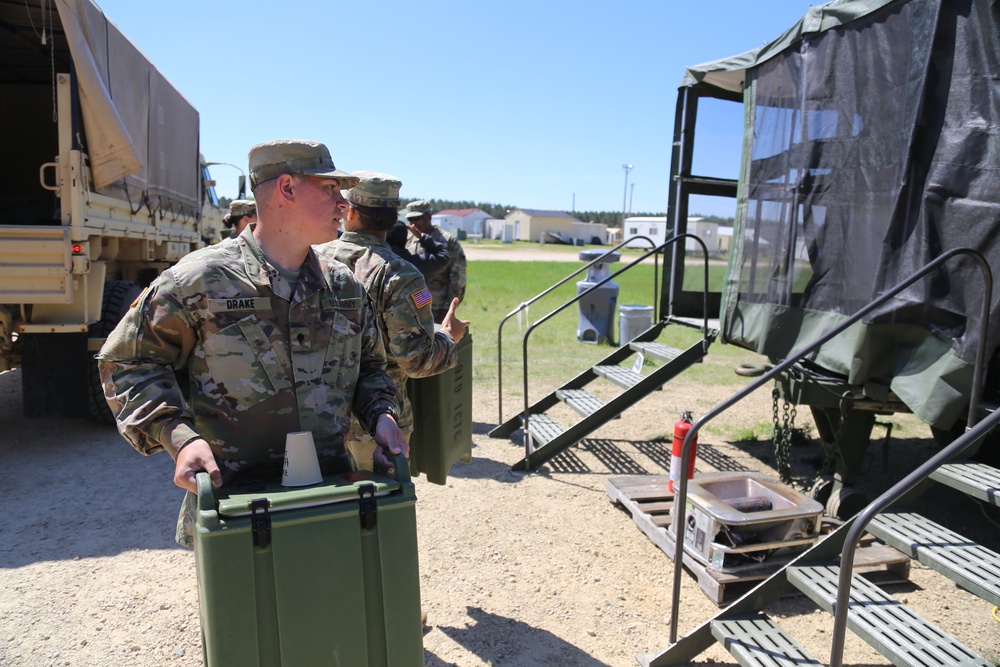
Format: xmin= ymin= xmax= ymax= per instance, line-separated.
xmin=771 ymin=387 xmax=796 ymax=484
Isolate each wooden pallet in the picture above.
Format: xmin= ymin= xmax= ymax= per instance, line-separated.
xmin=607 ymin=475 xmax=911 ymax=606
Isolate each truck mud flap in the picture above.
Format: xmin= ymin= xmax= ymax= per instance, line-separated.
xmin=21 ymin=332 xmax=89 ymax=419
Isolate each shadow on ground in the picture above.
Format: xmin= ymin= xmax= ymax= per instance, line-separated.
xmin=0 ymin=370 xmax=207 ymax=567
xmin=427 ymin=607 xmax=610 ymax=667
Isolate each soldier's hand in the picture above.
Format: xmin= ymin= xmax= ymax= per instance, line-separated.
xmin=406 ymin=223 xmax=421 ymax=239
xmin=373 ymin=414 xmax=409 ymax=470
xmin=174 ymin=439 xmax=221 ymax=493
xmin=441 ymin=297 xmax=470 ymax=343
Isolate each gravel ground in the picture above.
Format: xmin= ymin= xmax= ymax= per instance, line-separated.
xmin=2 ymin=363 xmax=999 ymax=666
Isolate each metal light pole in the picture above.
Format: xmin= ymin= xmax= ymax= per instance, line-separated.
xmin=629 ymin=182 xmax=635 ymax=215
xmin=621 ymin=164 xmax=633 ymax=229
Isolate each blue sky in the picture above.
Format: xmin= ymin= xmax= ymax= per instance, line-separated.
xmin=94 ymin=1 xmax=818 ymax=217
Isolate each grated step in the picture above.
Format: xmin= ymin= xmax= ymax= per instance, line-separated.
xmin=930 ymin=461 xmax=1000 ymax=506
xmin=788 ymin=563 xmax=992 ymax=666
xmin=555 ymin=388 xmax=606 ymax=418
xmin=868 ymin=511 xmax=1000 ymax=607
xmin=630 ymin=342 xmax=683 ymax=363
xmin=593 ymin=365 xmax=644 ymax=389
xmin=711 ymin=614 xmax=821 ymax=667
xmin=522 ymin=413 xmax=564 ymax=447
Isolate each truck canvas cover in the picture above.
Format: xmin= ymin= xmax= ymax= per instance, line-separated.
xmin=688 ymin=0 xmax=1000 ymax=428
xmin=1 ymin=0 xmax=200 ymax=217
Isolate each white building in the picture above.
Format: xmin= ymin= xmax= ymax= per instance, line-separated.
xmin=432 ymin=208 xmax=490 ymax=237
xmin=688 ymin=218 xmax=721 ymax=254
xmin=622 ymin=216 xmax=669 ymax=248
xmin=485 ymin=218 xmax=515 ymax=242
xmin=622 ymin=215 xmax=728 ymax=254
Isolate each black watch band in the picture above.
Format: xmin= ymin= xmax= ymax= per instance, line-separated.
xmin=368 ymin=405 xmax=396 ymax=437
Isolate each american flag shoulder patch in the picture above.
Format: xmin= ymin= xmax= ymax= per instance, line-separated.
xmin=411 ymin=288 xmax=432 ymax=309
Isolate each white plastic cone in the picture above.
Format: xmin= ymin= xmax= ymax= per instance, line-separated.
xmin=282 ymin=431 xmax=323 ymax=487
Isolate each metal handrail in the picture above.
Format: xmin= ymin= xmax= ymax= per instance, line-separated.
xmin=828 ymin=409 xmax=999 ymax=666
xmin=829 ymin=250 xmax=993 ymax=667
xmin=668 ymin=247 xmax=993 ymax=646
xmin=496 ymin=236 xmax=660 ymax=426
xmin=520 ymin=234 xmax=711 ymax=465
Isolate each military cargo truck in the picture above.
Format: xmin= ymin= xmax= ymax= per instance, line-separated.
xmin=0 ymin=0 xmax=226 ymax=422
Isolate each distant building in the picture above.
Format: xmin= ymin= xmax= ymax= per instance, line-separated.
xmin=432 ymin=208 xmax=490 ymax=237
xmin=688 ymin=218 xmax=721 ymax=254
xmin=485 ymin=218 xmax=515 ymax=243
xmin=717 ymin=226 xmax=733 ymax=253
xmin=622 ymin=216 xmax=669 ymax=249
xmin=505 ymin=208 xmax=607 ymax=245
xmin=622 ymin=215 xmax=727 ymax=254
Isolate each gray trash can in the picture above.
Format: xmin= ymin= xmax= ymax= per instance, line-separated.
xmin=577 ymin=249 xmax=620 ymax=344
xmin=619 ymin=304 xmax=654 ymax=347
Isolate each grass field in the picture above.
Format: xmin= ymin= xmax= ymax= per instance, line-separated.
xmin=462 ymin=256 xmax=768 ymax=434
xmin=461 ymin=251 xmax=930 ymax=444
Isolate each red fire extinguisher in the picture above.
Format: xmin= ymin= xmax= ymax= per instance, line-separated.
xmin=669 ymin=411 xmax=697 ymax=493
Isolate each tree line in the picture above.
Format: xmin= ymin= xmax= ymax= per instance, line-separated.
xmin=399 ymin=200 xmax=668 ymax=225
xmin=220 ymin=195 xmax=731 ymax=226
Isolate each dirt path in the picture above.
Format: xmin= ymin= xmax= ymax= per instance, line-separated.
xmin=463 ymin=245 xmax=595 ymax=262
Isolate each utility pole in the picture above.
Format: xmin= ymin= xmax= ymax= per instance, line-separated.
xmin=622 ymin=164 xmax=633 ymax=230
xmin=629 ymin=182 xmax=635 ymax=215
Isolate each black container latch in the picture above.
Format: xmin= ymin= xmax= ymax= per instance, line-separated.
xmin=250 ymin=498 xmax=271 ymax=548
xmin=358 ymin=483 xmax=377 ymax=530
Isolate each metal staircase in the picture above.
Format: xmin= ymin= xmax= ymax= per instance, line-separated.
xmin=489 ymin=317 xmax=716 ymax=471
xmin=643 ymin=441 xmax=1000 ymax=667
xmin=488 ymin=234 xmax=715 ymax=472
xmin=645 ymin=248 xmax=999 ymax=667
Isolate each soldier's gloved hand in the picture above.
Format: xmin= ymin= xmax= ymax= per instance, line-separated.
xmin=373 ymin=414 xmax=409 ymax=471
xmin=174 ymin=438 xmax=221 ymax=493
xmin=441 ymin=297 xmax=470 ymax=343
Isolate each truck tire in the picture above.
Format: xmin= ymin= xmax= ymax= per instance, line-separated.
xmin=88 ymin=280 xmax=143 ymax=424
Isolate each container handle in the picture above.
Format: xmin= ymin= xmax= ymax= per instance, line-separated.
xmin=195 ymin=471 xmax=216 ymax=512
xmin=392 ymin=451 xmax=412 ymax=485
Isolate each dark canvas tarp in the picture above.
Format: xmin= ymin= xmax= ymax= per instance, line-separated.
xmin=697 ymin=0 xmax=1000 ymax=428
xmin=54 ymin=0 xmax=200 ymax=215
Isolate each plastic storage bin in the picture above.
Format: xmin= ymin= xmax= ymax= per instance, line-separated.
xmin=619 ymin=304 xmax=654 ymax=346
xmin=407 ymin=330 xmax=473 ymax=484
xmin=194 ymin=454 xmax=422 ymax=667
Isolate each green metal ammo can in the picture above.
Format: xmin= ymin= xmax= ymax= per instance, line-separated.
xmin=407 ymin=329 xmax=473 ymax=484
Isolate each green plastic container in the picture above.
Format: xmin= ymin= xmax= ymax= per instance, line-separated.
xmin=194 ymin=454 xmax=422 ymax=666
xmin=407 ymin=330 xmax=473 ymax=484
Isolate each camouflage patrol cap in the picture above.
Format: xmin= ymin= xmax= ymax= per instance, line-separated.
xmin=345 ymin=171 xmax=402 ymax=208
xmin=248 ymin=139 xmax=360 ymax=189
xmin=404 ymin=199 xmax=432 ymax=220
xmin=229 ymin=199 xmax=256 ymax=217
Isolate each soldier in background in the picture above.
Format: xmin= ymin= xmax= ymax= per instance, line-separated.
xmin=326 ymin=172 xmax=469 ymax=470
xmin=385 ymin=217 xmax=451 ymax=276
xmin=221 ymin=199 xmax=257 ymax=240
xmin=98 ymin=139 xmax=405 ymax=546
xmin=405 ymin=200 xmax=467 ymax=324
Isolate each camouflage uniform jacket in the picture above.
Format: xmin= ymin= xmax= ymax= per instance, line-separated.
xmin=406 ymin=226 xmax=466 ymax=318
xmin=327 ymin=231 xmax=458 ymax=440
xmin=97 ymin=224 xmax=400 ymax=484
